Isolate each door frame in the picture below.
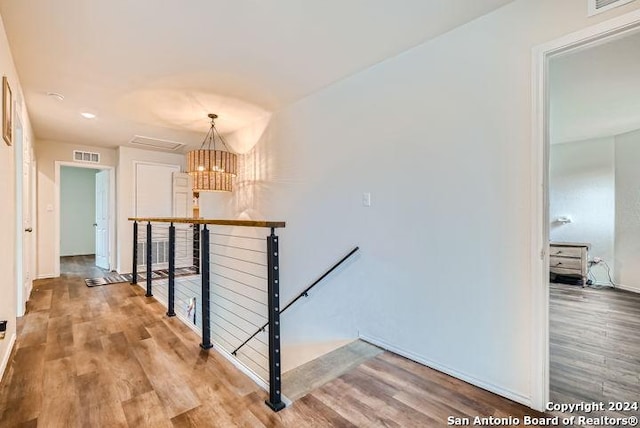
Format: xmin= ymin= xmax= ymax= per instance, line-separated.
xmin=14 ymin=109 xmax=28 ymax=316
xmin=54 ymin=161 xmax=116 ymax=276
xmin=530 ymin=9 xmax=640 ymax=412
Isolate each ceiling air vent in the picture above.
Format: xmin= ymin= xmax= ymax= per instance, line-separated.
xmin=73 ymin=150 xmax=100 ymax=163
xmin=128 ymin=135 xmax=185 ymax=152
xmin=588 ymin=0 xmax=636 ymax=16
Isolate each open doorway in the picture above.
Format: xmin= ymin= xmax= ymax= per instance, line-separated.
xmin=532 ymin=13 xmax=640 ymax=418
xmin=55 ymin=162 xmax=115 ymax=278
xmin=547 ymin=30 xmax=640 ymax=417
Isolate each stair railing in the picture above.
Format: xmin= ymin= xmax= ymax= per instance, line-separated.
xmin=128 ymin=217 xmax=359 ymax=413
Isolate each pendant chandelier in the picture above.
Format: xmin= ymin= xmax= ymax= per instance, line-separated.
xmin=186 ymin=113 xmax=238 ymax=192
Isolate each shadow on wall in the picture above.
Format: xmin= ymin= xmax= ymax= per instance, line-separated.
xmin=228 ymin=115 xmax=272 ymax=217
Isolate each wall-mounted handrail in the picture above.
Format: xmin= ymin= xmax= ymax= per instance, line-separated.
xmin=231 ymin=246 xmax=360 ymax=356
xmin=128 ymin=217 xmax=285 ymax=229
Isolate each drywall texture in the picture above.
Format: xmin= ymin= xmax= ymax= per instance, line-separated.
xmin=115 ymin=146 xmax=185 ymax=273
xmin=549 ymin=137 xmax=615 ymax=284
xmin=35 ymin=140 xmax=117 ymax=277
xmin=614 ymin=129 xmax=640 ymax=292
xmin=0 ymin=13 xmax=34 ymax=380
xmin=221 ymin=0 xmax=640 ymax=408
xmin=60 ymin=166 xmax=97 ymax=256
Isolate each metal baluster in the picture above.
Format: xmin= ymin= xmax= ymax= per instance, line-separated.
xmin=167 ymin=222 xmax=176 ymax=317
xmin=146 ymin=222 xmax=153 ymax=297
xmin=193 ymin=224 xmax=200 ymax=274
xmin=265 ymin=228 xmax=285 ymax=412
xmin=131 ymin=221 xmax=138 ymax=285
xmin=200 ymin=225 xmax=213 ymax=350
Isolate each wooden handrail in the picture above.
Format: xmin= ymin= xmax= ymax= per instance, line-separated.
xmin=128 ymin=217 xmax=285 ymax=228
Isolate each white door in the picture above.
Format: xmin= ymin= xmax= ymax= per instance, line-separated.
xmin=135 ymin=163 xmax=181 ymax=269
xmin=22 ymin=140 xmax=33 ymax=304
xmin=172 ymin=172 xmax=193 ymax=268
xmin=95 ymin=170 xmax=110 ymax=270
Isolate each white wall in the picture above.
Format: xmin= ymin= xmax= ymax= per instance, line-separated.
xmin=549 ymin=137 xmax=615 ymax=284
xmin=614 ymin=128 xmax=640 ymax=292
xmin=0 ymin=13 xmax=35 ymax=380
xmin=60 ymin=166 xmax=97 ymax=256
xmin=216 ymin=0 xmax=640 ymax=408
xmin=116 ymin=146 xmax=185 ymax=273
xmin=35 ymin=140 xmax=117 ymax=277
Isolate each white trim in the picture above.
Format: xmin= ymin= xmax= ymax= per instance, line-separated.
xmin=54 ymin=161 xmax=116 ymax=276
xmin=530 ymin=9 xmax=640 ymax=413
xmin=359 ymin=333 xmax=531 ymax=408
xmin=0 ymin=333 xmax=17 ymax=382
xmin=37 ymin=273 xmax=57 ymax=280
xmin=14 ymin=112 xmax=25 ymax=316
xmin=614 ymin=283 xmax=640 ymax=294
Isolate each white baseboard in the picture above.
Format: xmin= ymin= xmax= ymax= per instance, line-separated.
xmin=359 ymin=333 xmax=532 ymax=409
xmin=37 ymin=273 xmax=57 ymax=279
xmin=614 ymin=283 xmax=640 ymax=294
xmin=0 ymin=333 xmax=17 ymax=383
xmin=591 ymin=280 xmax=640 ymax=294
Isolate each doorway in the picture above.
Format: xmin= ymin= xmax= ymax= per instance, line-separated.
xmin=532 ymin=10 xmax=640 ymax=415
xmin=55 ymin=162 xmax=115 ymax=278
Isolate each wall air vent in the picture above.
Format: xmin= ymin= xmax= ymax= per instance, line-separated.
xmin=128 ymin=135 xmax=186 ymax=152
xmin=588 ymin=0 xmax=636 ymax=16
xmin=73 ymin=150 xmax=100 ymax=163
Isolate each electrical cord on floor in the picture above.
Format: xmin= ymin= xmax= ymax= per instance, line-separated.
xmin=600 ymin=260 xmax=618 ymax=288
xmin=586 ymin=259 xmax=617 ymax=289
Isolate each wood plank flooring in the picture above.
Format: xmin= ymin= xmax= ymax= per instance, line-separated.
xmin=0 ymin=274 xmax=546 ymax=427
xmin=60 ymin=255 xmax=110 ymax=278
xmin=550 ymin=283 xmax=640 ymax=419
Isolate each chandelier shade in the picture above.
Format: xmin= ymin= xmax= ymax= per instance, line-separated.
xmin=187 ymin=149 xmax=237 ymax=192
xmin=186 ymin=113 xmax=238 ymax=192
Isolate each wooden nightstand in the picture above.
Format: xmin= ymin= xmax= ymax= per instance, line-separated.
xmin=550 ymin=242 xmax=590 ymax=287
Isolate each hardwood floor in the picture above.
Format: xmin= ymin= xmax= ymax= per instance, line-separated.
xmin=550 ymin=283 xmax=640 ymax=418
xmin=60 ymin=255 xmax=110 ymax=278
xmin=0 ymin=274 xmax=545 ymax=427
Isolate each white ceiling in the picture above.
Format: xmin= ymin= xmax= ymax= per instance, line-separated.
xmin=0 ymin=0 xmax=513 ymax=151
xmin=550 ymin=29 xmax=640 ymax=144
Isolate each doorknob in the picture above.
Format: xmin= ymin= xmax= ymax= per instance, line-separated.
xmin=24 ymin=228 xmax=32 ymax=232
xmin=93 ymin=223 xmax=98 ymax=227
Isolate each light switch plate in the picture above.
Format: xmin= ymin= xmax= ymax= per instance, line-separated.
xmin=362 ymin=192 xmax=371 ymax=207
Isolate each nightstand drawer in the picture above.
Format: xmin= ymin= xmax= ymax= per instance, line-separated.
xmin=549 ymin=246 xmax=582 ymax=258
xmin=550 ymin=266 xmax=582 ymax=276
xmin=549 ymin=256 xmax=582 ymax=270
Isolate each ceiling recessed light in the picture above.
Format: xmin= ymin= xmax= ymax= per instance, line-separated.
xmin=80 ymin=112 xmax=96 ymax=119
xmin=46 ymin=92 xmax=64 ymax=101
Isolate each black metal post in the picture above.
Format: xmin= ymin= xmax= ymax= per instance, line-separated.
xmin=200 ymin=225 xmax=213 ymax=350
xmin=146 ymin=222 xmax=153 ymax=297
xmin=193 ymin=224 xmax=200 ymax=274
xmin=265 ymin=228 xmax=285 ymax=412
xmin=167 ymin=223 xmax=176 ymax=317
xmin=131 ymin=221 xmax=138 ymax=285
